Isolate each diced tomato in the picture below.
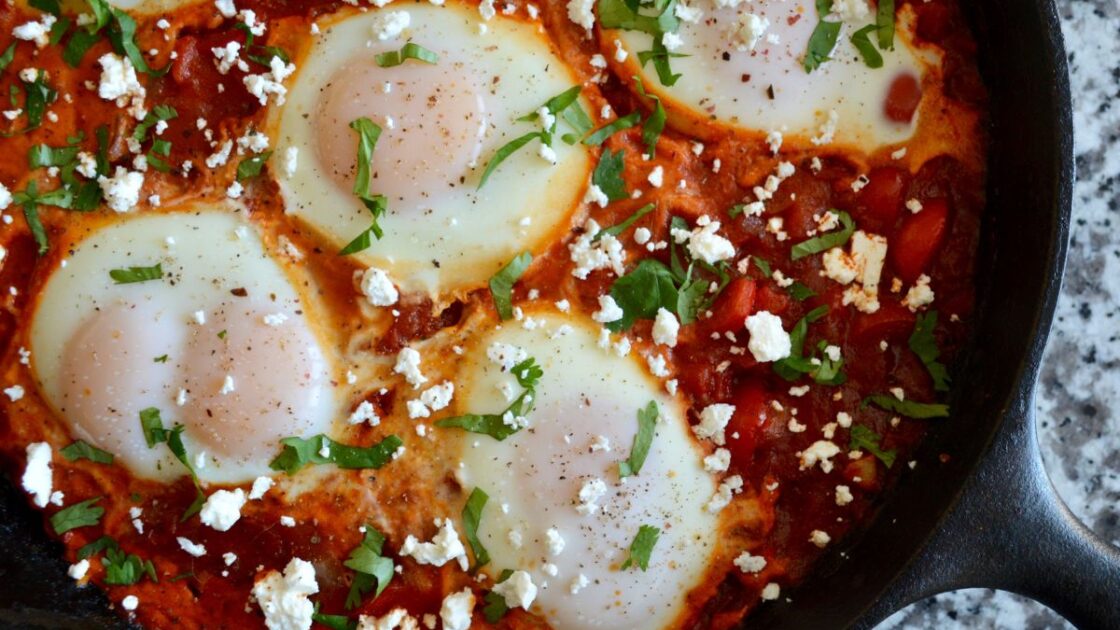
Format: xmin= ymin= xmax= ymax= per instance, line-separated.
xmin=725 ymin=382 xmax=770 ymax=466
xmin=704 ymin=278 xmax=756 ymax=333
xmin=857 ymin=166 xmax=908 ymax=226
xmin=677 ymin=358 xmax=734 ymax=407
xmin=171 ymin=36 xmax=202 ymax=85
xmin=889 ymin=197 xmax=950 ymax=282
xmin=851 ymin=301 xmax=916 ymax=343
xmin=843 ymin=455 xmax=881 ymax=491
xmin=753 ymin=284 xmax=790 ymax=316
xmin=884 ymin=74 xmax=922 ymax=124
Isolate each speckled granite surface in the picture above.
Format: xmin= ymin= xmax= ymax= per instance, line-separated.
xmin=878 ymin=1 xmax=1119 ymax=627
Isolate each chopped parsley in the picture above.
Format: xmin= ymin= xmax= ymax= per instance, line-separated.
xmin=270 ymin=434 xmax=404 ymax=475
xmin=591 ymin=149 xmax=628 ymax=203
xmin=618 ymin=401 xmax=658 ymax=478
xmin=803 ymin=0 xmax=842 ymax=73
xmin=375 ymin=42 xmax=439 ymax=67
xmin=437 ymin=357 xmax=542 ymax=441
xmin=483 ymin=569 xmax=515 ymax=623
xmin=237 ymin=150 xmax=272 ymax=180
xmin=773 ymin=306 xmax=846 ymax=385
xmin=850 ymin=24 xmax=884 ymax=69
xmin=634 ymin=77 xmax=667 ymax=157
xmin=863 ymin=394 xmax=950 ymax=419
xmin=595 ymin=203 xmax=654 ymax=242
xmin=343 ymin=525 xmax=395 ymax=609
xmin=620 ymin=524 xmax=660 ymax=571
xmin=341 ymin=118 xmax=388 ymax=255
xmin=790 ymin=210 xmax=855 ymax=260
xmin=109 ymin=263 xmax=163 ymax=284
xmin=153 ymin=354 xmax=169 ymax=363
xmin=909 ymin=311 xmax=951 ymax=392
xmin=583 ymin=112 xmax=641 ymax=146
xmin=106 ymin=7 xmax=169 ymax=76
xmin=597 ymin=0 xmax=680 ymax=37
xmin=462 ymin=487 xmax=490 ymax=569
xmin=104 ymin=545 xmax=159 ymax=585
xmin=478 ymin=86 xmax=590 ymax=187
xmin=313 ymin=608 xmax=357 ymax=630
xmin=637 ymin=35 xmax=687 ymax=87
xmin=137 ymin=407 xmax=205 ymax=520
xmin=488 ymin=251 xmax=532 ymax=321
xmin=60 ymin=440 xmax=114 ymax=464
xmin=133 ymin=105 xmax=177 ymax=143
xmin=877 ymin=0 xmax=896 ymax=50
xmin=50 ymin=497 xmax=104 ymax=534
xmin=849 ymin=425 xmax=897 ymax=468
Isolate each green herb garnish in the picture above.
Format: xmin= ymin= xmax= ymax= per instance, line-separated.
xmin=489 ymin=251 xmax=532 ymax=321
xmin=109 ymin=263 xmax=163 ymax=284
xmin=620 ymin=524 xmax=659 ymax=571
xmin=790 ymin=210 xmax=854 ymax=260
xmin=375 ymin=42 xmax=439 ymax=67
xmin=60 ymin=440 xmax=114 ymax=464
xmin=863 ymin=394 xmax=949 ymax=418
xmin=344 ymin=525 xmax=395 ymax=609
xmin=909 ymin=311 xmax=950 ymax=392
xmin=462 ymin=488 xmax=490 ymax=568
xmin=50 ymin=497 xmax=104 ymax=534
xmin=618 ymin=401 xmax=658 ymax=478
xmin=437 ymin=358 xmax=541 ymax=440
xmin=849 ymin=425 xmax=897 ymax=468
xmin=269 ymin=434 xmax=404 ymax=475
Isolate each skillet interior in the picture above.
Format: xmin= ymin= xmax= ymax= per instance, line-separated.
xmin=0 ymin=0 xmax=1073 ymax=627
xmin=748 ymin=0 xmax=1074 ymax=626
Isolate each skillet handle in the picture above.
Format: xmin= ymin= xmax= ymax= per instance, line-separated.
xmin=856 ymin=406 xmax=1120 ymax=630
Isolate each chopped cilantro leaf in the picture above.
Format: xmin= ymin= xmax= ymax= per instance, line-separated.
xmin=60 ymin=440 xmax=114 ymax=464
xmin=344 ymin=525 xmax=394 ymax=609
xmin=437 ymin=358 xmax=541 ymax=441
xmin=849 ymin=425 xmax=897 ymax=468
xmin=237 ymin=150 xmax=272 ymax=180
xmin=850 ymin=24 xmax=884 ymax=69
xmin=591 ymin=149 xmax=628 ymax=203
xmin=790 ymin=210 xmax=854 ymax=260
xmin=341 ymin=118 xmax=387 ymax=254
xmin=583 ymin=112 xmax=641 ymax=146
xmin=109 ymin=263 xmax=163 ymax=284
xmin=375 ymin=42 xmax=439 ymax=67
xmin=620 ymin=524 xmax=659 ymax=571
xmin=50 ymin=497 xmax=104 ymax=534
xmin=269 ymin=434 xmax=404 ymax=475
xmin=489 ymin=251 xmax=532 ymax=321
xmin=863 ymin=394 xmax=949 ymax=418
xmin=462 ymin=487 xmax=490 ymax=568
xmin=804 ymin=0 xmax=841 ymax=73
xmin=595 ymin=203 xmax=654 ymax=242
xmin=619 ymin=401 xmax=658 ymax=478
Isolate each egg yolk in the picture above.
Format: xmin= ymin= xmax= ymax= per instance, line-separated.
xmin=316 ymin=55 xmax=488 ymax=213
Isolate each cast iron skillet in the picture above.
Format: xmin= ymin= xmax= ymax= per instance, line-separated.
xmin=0 ymin=0 xmax=1114 ymax=628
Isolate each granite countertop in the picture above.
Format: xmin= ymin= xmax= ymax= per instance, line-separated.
xmin=879 ymin=0 xmax=1120 ymax=627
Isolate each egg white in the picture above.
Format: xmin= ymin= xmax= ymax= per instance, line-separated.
xmin=274 ymin=3 xmax=594 ymax=298
xmin=29 ymin=211 xmax=337 ymax=484
xmin=609 ymin=0 xmax=930 ymax=149
xmin=450 ymin=309 xmax=718 ymax=629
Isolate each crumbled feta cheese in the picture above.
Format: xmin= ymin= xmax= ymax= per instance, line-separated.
xmin=592 ymin=295 xmax=624 ymax=323
xmin=694 ymin=404 xmax=735 ymax=445
xmin=646 ymin=353 xmax=670 ymax=377
xmin=372 ymin=10 xmax=410 ymax=40
xmin=569 ymin=220 xmax=627 ymax=279
xmin=400 ymin=518 xmax=469 ymax=570
xmin=830 ymin=0 xmax=870 ymax=21
xmin=68 ymin=559 xmax=90 ymax=581
xmin=360 ymin=267 xmax=399 ymax=307
xmin=492 ymin=570 xmax=537 ymax=610
xmin=439 ymin=589 xmax=475 ymax=630
xmin=647 ymin=165 xmax=664 ymax=187
xmin=575 ymin=477 xmax=607 ymax=515
xmin=98 ymin=167 xmax=144 ymax=213
xmin=487 ymin=342 xmax=527 ymax=371
xmin=252 ymin=558 xmax=319 ymax=630
xmin=280 ymin=515 xmax=296 ymax=527
xmin=703 ymin=448 xmax=731 ymax=473
xmin=706 ymin=474 xmax=743 ymax=512
xmin=799 ymin=440 xmax=841 ymax=473
xmin=121 ymin=595 xmax=139 ymax=611
xmin=672 ymin=217 xmax=736 ymax=264
xmin=761 ymin=583 xmax=781 ymax=601
xmin=745 ymin=311 xmax=791 ymax=362
xmin=583 ymin=183 xmax=610 ymax=208
xmin=811 ymin=110 xmax=839 ymax=145
xmin=200 ymin=488 xmax=247 ymax=531
xmin=243 ymin=56 xmax=296 ymax=106
xmin=15 ymin=15 xmax=58 ymax=48
xmin=566 ymin=0 xmax=595 ymax=31
xmin=224 ymin=552 xmax=238 ymax=566
xmin=545 ymin=527 xmax=566 ymax=555
xmin=177 ymin=536 xmax=208 ymax=557
xmin=21 ymin=442 xmax=52 ymax=508
xmin=215 ymin=0 xmax=237 ymax=18
xmin=835 ymin=484 xmax=854 ymax=506
xmin=394 ymin=347 xmax=427 ymax=388
xmin=902 ymin=274 xmax=935 ymax=312
xmin=809 ymin=529 xmax=831 ymax=547
xmin=734 ymin=13 xmax=769 ymax=51
xmin=4 ymin=384 xmax=24 ymax=401
xmin=348 ymin=400 xmax=381 ymax=426
xmin=734 ymin=551 xmax=767 ymax=574
xmin=249 ymin=476 xmax=274 ymax=500
xmin=906 ymin=198 xmax=924 ymax=213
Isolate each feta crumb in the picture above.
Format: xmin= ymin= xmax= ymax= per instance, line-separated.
xmin=592 ymin=295 xmax=624 ymax=323
xmin=703 ymin=448 xmax=731 ymax=473
xmin=902 ymin=274 xmax=935 ymax=312
xmin=439 ymin=589 xmax=475 ymax=630
xmin=706 ymin=474 xmax=744 ymax=512
xmin=177 ymin=536 xmax=207 ymax=557
xmin=21 ymin=442 xmax=52 ymax=508
xmin=13 ymin=15 xmax=57 ymax=48
xmin=200 ymin=488 xmax=247 ymax=531
xmin=734 ymin=551 xmax=767 ymax=574
xmin=745 ymin=311 xmax=791 ymax=362
xmin=68 ymin=559 xmax=90 ymax=581
xmin=249 ymin=476 xmax=274 ymax=500
xmin=575 ymin=477 xmax=607 ymax=515
xmin=400 ymin=518 xmax=469 ymax=571
xmin=835 ymin=485 xmax=854 ymax=506
xmin=394 ymin=347 xmax=428 ymax=389
xmin=252 ymin=558 xmax=318 ymax=630
xmin=761 ymin=582 xmax=781 ymax=601
xmin=809 ymin=529 xmax=831 ymax=548
xmin=372 ymin=10 xmax=410 ymax=40
xmin=694 ymin=404 xmax=735 ymax=445
xmin=360 ymin=267 xmax=399 ymax=307
xmin=4 ymin=384 xmax=24 ymax=401
xmin=487 ymin=342 xmax=527 ymax=371
xmin=734 ymin=13 xmax=769 ymax=51
xmin=566 ymin=0 xmax=595 ymax=31
xmin=492 ymin=570 xmax=537 ymax=610
xmin=799 ymin=440 xmax=841 ymax=473
xmin=647 ymin=165 xmax=664 ymax=188
xmin=121 ymin=595 xmax=139 ymax=611
xmin=98 ymin=167 xmax=145 ymax=213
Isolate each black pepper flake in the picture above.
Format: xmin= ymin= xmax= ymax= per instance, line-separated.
xmin=721 ymin=52 xmax=731 ymax=61
xmin=230 ymin=287 xmax=248 ymax=297
xmin=767 ymin=85 xmax=775 ymax=100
